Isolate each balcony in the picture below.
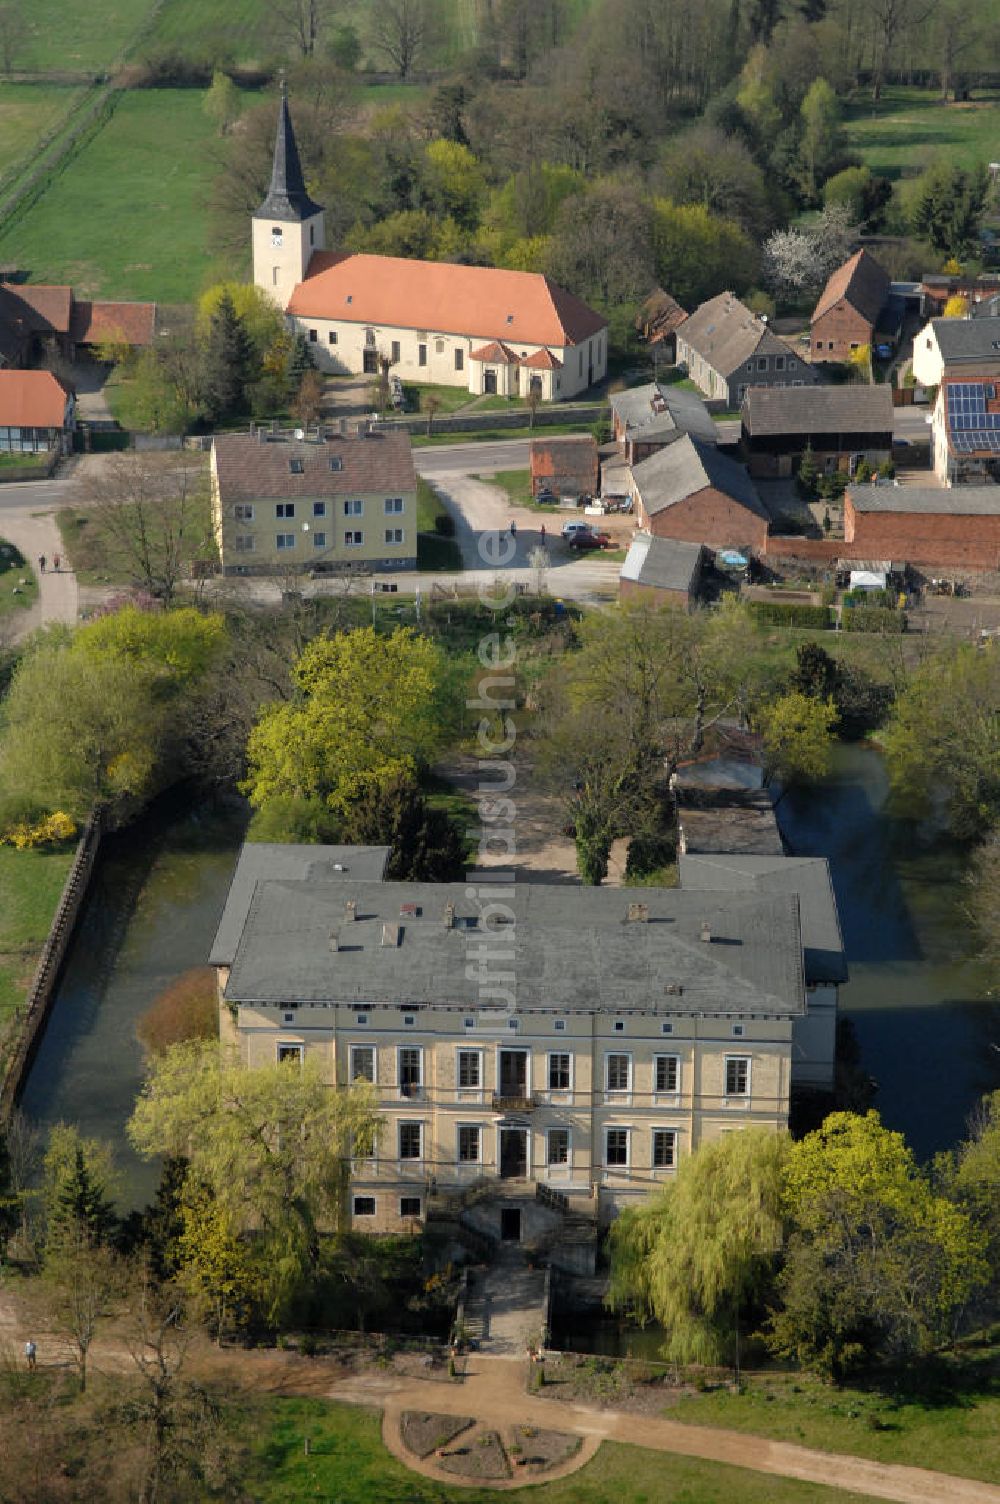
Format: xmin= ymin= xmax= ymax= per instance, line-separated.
xmin=491 ymin=1093 xmax=535 ymax=1113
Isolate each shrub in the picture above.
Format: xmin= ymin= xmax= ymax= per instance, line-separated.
xmin=750 ymin=602 xmax=833 ymax=629
xmin=625 ymin=831 xmax=676 ymax=878
xmin=0 ymin=808 xmax=78 ymax=849
xmin=842 ymin=606 xmax=906 ymax=634
xmin=433 ymin=511 xmax=457 ymax=537
xmin=136 ymin=967 xmax=218 ymax=1055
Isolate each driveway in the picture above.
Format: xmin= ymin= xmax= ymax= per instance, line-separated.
xmin=0 ymin=475 xmax=79 ymax=639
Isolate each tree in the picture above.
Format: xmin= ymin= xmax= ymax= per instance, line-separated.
xmin=176 ymin=1183 xmax=262 ymax=1337
xmin=293 ymin=368 xmax=325 ymax=426
xmin=200 ymin=292 xmax=258 ymax=424
xmin=42 ymin=1124 xmax=119 ymax=1251
xmin=945 ymin=1089 xmax=1000 ymax=1288
xmin=791 ymin=640 xmax=838 ymax=702
xmin=799 ymin=78 xmax=843 ymax=200
xmin=420 ymin=389 xmax=442 ymax=435
xmin=40 ymin=1233 xmax=124 ymax=1391
xmin=761 ymin=691 xmax=837 ymax=786
xmin=127 ymin=1041 xmax=380 ymax=1316
xmin=369 ymin=0 xmax=429 ymax=79
xmin=943 ymin=293 xmax=969 ymax=318
xmin=823 ymin=165 xmax=892 ymax=231
xmin=608 ymin=1130 xmax=788 ymax=1366
xmin=243 ymin=627 xmax=450 ymax=821
xmin=909 ymin=160 xmax=989 ymax=258
xmin=137 ymin=968 xmax=218 ymax=1056
xmin=80 ymin=453 xmax=216 ymax=603
xmin=421 ymin=138 xmax=486 ymax=229
xmin=651 ymin=198 xmax=759 ymax=307
xmin=763 ymin=229 xmax=823 ymax=299
xmin=967 ymin=831 xmax=1000 ymax=985
xmin=796 ymin=442 xmax=819 ymax=498
xmin=657 ymin=125 xmax=776 ymax=239
xmin=882 ymin=641 xmax=1000 ymax=837
xmin=203 ymin=69 xmax=241 ymax=135
xmin=546 ymin=182 xmax=654 ymax=306
xmin=196 ymin=281 xmax=285 ymax=362
xmin=768 ymin=1112 xmax=987 ymax=1378
xmin=276 ymin=0 xmax=333 ymax=57
xmin=340 ymin=772 xmax=466 ymax=881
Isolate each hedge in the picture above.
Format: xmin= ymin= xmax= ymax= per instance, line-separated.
xmin=842 ymin=606 xmax=906 ymax=634
xmin=750 ymin=602 xmax=834 ymax=628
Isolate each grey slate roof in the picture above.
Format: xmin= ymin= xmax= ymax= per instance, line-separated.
xmin=678 ymin=293 xmax=801 ymax=378
xmin=254 ymin=88 xmax=323 ymax=223
xmin=928 ymin=316 xmax=1000 ymax=363
xmin=610 ymin=382 xmax=717 ymax=446
xmin=679 ymin=853 xmax=847 ymax=986
xmin=742 ymin=384 xmax=894 ymax=438
xmin=210 ymin=842 xmax=391 ymax=965
xmin=847 ymin=485 xmax=1000 ymax=515
xmin=212 ymin=427 xmax=416 ymax=500
xmin=224 ymin=879 xmax=805 ymax=1018
xmin=632 ymin=434 xmax=768 ymax=520
xmin=620 ymin=535 xmax=703 ymax=595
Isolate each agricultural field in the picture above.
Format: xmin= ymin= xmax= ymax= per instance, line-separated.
xmin=0 ymin=88 xmax=246 ymax=300
xmin=140 ymin=0 xmax=273 ymax=70
xmin=844 ymin=86 xmax=1000 ymax=179
xmin=11 ymin=0 xmax=153 ymax=73
xmin=0 ymin=84 xmax=83 ymax=179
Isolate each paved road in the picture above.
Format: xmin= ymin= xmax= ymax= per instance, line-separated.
xmin=0 ymin=477 xmax=78 ymax=638
xmin=416 ymin=438 xmax=531 ymax=476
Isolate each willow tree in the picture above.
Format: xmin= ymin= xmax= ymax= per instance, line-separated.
xmin=607 ymin=1128 xmax=788 ymax=1366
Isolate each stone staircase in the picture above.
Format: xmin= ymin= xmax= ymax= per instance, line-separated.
xmin=461 ymin=1257 xmax=549 ymax=1356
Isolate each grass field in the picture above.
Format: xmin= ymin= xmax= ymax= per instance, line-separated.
xmin=0 ymin=84 xmax=84 ymax=179
xmin=248 ymin=1399 xmax=882 ymax=1503
xmin=0 ymin=540 xmax=38 ymax=614
xmin=12 ymin=0 xmax=152 ymax=72
xmin=0 ymin=88 xmax=242 ymax=301
xmin=0 ymin=844 xmax=74 ymax=1026
xmin=141 ymin=0 xmax=270 ymax=67
xmin=844 ymin=86 xmax=1000 ymax=179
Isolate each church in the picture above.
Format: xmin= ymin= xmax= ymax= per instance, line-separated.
xmin=252 ymin=91 xmax=608 ymax=402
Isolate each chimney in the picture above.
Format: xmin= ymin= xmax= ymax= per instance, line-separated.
xmin=443 ymin=901 xmax=456 ymax=930
xmin=626 ymin=902 xmax=649 ymax=923
xmin=700 ymin=921 xmax=712 ymax=943
xmin=329 ymin=930 xmax=340 ymax=952
xmin=382 ymin=922 xmax=400 ymax=948
xmin=345 ymin=899 xmax=357 ymax=923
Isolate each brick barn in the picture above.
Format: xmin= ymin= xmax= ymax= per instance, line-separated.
xmin=629 ymin=434 xmax=769 ymax=553
xmin=529 ymin=433 xmax=598 ymax=498
xmin=844 ymin=486 xmax=1000 ymax=570
xmin=811 ymin=250 xmax=890 ymax=364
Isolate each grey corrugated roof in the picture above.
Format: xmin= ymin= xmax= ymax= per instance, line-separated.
xmin=621 ymin=535 xmax=703 ymax=594
xmin=210 ymin=842 xmax=391 ymax=965
xmin=225 ymin=879 xmax=805 ymax=1018
xmin=679 ymin=853 xmax=847 ymax=986
xmin=632 ymin=434 xmax=768 ymax=520
xmin=848 ymin=485 xmax=1000 ymax=515
xmin=610 ymin=382 xmax=717 ymax=446
xmin=742 ymin=384 xmax=894 ymax=438
xmin=928 ymin=316 xmax=1000 ymax=362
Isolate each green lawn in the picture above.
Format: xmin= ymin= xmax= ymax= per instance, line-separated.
xmin=405 ymin=382 xmax=477 ymax=417
xmin=12 ymin=0 xmax=152 ymax=72
xmin=0 ymin=540 xmax=38 ymax=614
xmin=0 ymin=83 xmax=84 ymax=179
xmin=141 ymin=0 xmax=270 ymax=66
xmin=57 ymin=477 xmax=212 ymax=588
xmin=844 ymin=86 xmax=1000 ymax=179
xmin=0 ymin=844 xmax=75 ymax=1025
xmin=416 ymin=476 xmax=462 ymax=571
xmin=247 ymin=1399 xmax=882 ymax=1503
xmin=412 ymin=423 xmax=595 ymax=447
xmin=669 ymin=1351 xmax=1000 ymax=1488
xmin=0 ymin=89 xmax=244 ymax=301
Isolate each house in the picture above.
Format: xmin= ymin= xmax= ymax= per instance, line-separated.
xmin=920 ymin=273 xmax=1000 ymax=318
xmin=930 ymin=376 xmax=1000 ymax=484
xmin=0 ymin=281 xmax=155 ymax=368
xmin=529 ymin=434 xmax=598 ymax=499
xmin=609 ymin=381 xmax=717 ymax=463
xmin=741 ymin=385 xmax=894 ymax=478
xmin=0 ymin=370 xmax=75 ymax=455
xmin=675 ymin=292 xmax=818 ymax=407
xmin=674 ymin=785 xmax=784 ymax=859
xmin=635 ymin=287 xmax=688 ymax=363
xmin=844 ymin=484 xmax=1000 ymax=570
xmin=211 ymin=423 xmax=418 ymax=575
xmin=911 ymin=315 xmax=1000 ymax=388
xmin=629 ymin=433 xmax=770 ymax=553
xmin=254 ymin=90 xmax=607 ymax=401
xmin=811 ymin=250 xmax=891 ymax=363
xmin=679 ymin=853 xmax=846 ymax=1091
xmin=619 ymin=535 xmax=705 ymax=609
xmin=212 ymin=842 xmax=806 ymax=1233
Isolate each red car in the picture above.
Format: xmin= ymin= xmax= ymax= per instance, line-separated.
xmin=567 ymin=528 xmax=612 ymax=550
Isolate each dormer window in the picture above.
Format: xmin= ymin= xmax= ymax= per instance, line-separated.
xmin=330 ymin=457 xmax=343 ymax=472
xmin=506 ymin=314 xmax=514 ymax=324
xmin=289 ymin=459 xmax=304 ymax=475
xmin=346 ymin=294 xmax=353 ymax=304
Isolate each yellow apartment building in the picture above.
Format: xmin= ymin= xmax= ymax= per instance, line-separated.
xmin=212 ymin=844 xmax=806 ymax=1244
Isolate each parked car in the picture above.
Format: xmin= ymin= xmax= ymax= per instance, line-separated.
xmin=567 ymin=528 xmax=612 ymax=550
xmin=561 ymin=520 xmax=592 ymax=539
xmin=536 ymin=487 xmax=556 ymax=503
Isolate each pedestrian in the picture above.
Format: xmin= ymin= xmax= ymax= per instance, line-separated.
xmin=52 ymin=553 xmax=60 ymax=572
xmin=25 ymin=1339 xmax=36 ymax=1371
xmin=38 ymin=555 xmax=45 ymax=573
xmin=509 ymin=519 xmax=517 ymax=539
xmin=539 ymin=523 xmax=546 ymax=545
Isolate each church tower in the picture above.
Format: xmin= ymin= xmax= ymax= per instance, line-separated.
xmin=252 ymin=84 xmax=325 ymax=310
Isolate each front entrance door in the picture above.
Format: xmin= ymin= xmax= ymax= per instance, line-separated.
xmin=363 ymin=348 xmax=379 ymax=375
xmin=499 ymin=1127 xmax=528 ymax=1179
xmin=500 ymin=1207 xmax=522 ymax=1242
xmin=499 ymin=1050 xmax=527 ymax=1097
xmin=484 ymin=369 xmax=497 ymax=394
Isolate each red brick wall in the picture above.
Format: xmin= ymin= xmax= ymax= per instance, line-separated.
xmin=763 ymin=536 xmax=841 ymax=563
xmin=647 ymin=486 xmax=769 ymax=552
xmin=844 ymin=497 xmax=1000 ymax=569
xmin=811 ymin=305 xmax=873 ymax=363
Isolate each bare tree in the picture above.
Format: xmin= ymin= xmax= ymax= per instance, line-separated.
xmin=420 ymin=390 xmax=442 ymax=435
xmin=276 ymin=0 xmax=334 ymax=57
xmin=0 ymin=3 xmax=23 ymax=75
xmin=81 ymin=453 xmax=216 ymax=604
xmin=39 ymin=1234 xmax=124 ymax=1392
xmin=369 ymin=0 xmax=429 ymax=79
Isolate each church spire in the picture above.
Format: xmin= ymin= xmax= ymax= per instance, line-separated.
xmin=254 ymin=81 xmax=323 ymax=223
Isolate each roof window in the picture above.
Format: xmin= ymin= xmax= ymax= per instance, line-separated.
xmin=330 ymin=457 xmax=343 ymax=471
xmin=289 ymin=458 xmax=304 ymax=474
